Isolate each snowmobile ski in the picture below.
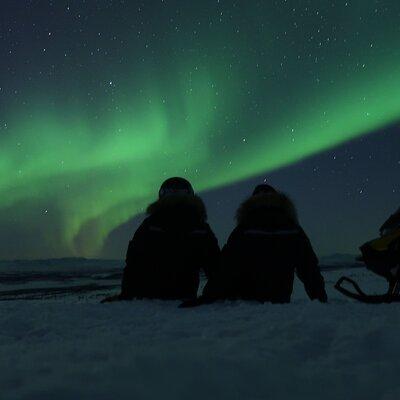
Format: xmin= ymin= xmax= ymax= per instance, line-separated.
xmin=334 ymin=276 xmax=400 ymax=303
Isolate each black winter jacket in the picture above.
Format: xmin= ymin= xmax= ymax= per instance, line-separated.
xmin=121 ymin=194 xmax=220 ymax=300
xmin=202 ymin=192 xmax=327 ymax=303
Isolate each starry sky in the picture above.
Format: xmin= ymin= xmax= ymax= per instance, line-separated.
xmin=1 ymin=0 xmax=399 ymax=260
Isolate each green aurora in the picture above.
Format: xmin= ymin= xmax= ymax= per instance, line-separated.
xmin=1 ymin=1 xmax=400 ymax=257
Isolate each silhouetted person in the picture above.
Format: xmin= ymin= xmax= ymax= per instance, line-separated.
xmin=196 ymin=184 xmax=327 ymax=304
xmin=108 ymin=177 xmax=220 ymax=301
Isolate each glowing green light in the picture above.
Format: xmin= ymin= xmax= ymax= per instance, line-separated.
xmin=1 ymin=2 xmax=400 ymax=257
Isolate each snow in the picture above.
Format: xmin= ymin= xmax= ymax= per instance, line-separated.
xmin=1 ymin=260 xmax=400 ymax=400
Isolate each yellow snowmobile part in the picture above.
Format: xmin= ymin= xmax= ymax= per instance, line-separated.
xmin=369 ymin=228 xmax=400 ymax=252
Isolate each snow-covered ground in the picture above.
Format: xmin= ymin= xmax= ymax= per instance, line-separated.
xmin=1 ymin=259 xmax=400 ymax=400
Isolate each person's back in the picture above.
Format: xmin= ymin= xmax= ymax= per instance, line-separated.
xmin=202 ymin=184 xmax=327 ymax=303
xmin=120 ymin=177 xmax=220 ymax=300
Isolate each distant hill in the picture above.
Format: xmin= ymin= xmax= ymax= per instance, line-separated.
xmin=320 ymin=253 xmax=359 ymax=265
xmin=319 ymin=253 xmax=363 ymax=271
xmin=0 ymin=258 xmax=123 ymax=272
xmin=0 ymin=254 xmax=363 ymax=273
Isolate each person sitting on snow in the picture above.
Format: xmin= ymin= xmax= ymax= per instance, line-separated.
xmin=193 ymin=184 xmax=327 ymax=305
xmin=104 ymin=177 xmax=220 ymax=302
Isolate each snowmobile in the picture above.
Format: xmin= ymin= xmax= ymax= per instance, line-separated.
xmin=335 ymin=228 xmax=400 ymax=303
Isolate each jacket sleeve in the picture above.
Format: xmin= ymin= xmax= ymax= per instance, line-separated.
xmin=200 ymin=224 xmax=221 ymax=279
xmin=295 ymin=228 xmax=328 ymax=303
xmin=120 ymin=222 xmax=149 ymax=299
xmin=202 ymin=228 xmax=239 ymax=299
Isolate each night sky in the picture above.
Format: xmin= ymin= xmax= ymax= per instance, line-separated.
xmin=1 ymin=0 xmax=399 ymax=260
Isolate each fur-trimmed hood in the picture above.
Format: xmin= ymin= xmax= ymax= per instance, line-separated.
xmin=236 ymin=192 xmax=298 ymax=228
xmin=146 ymin=194 xmax=207 ymax=222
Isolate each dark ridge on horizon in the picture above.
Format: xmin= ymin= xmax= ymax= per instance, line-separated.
xmin=0 ymin=254 xmax=359 ymax=267
xmin=0 ymin=257 xmax=123 ymax=268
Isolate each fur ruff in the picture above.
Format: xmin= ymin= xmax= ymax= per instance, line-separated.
xmin=236 ymin=192 xmax=298 ymax=227
xmin=146 ymin=194 xmax=207 ymax=222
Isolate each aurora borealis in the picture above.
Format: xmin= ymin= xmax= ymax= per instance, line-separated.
xmin=1 ymin=1 xmax=400 ymax=259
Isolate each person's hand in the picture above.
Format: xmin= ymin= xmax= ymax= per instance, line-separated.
xmin=100 ymin=294 xmax=122 ymax=303
xmin=179 ymin=298 xmax=201 ymax=308
xmin=318 ymin=291 xmax=328 ymax=303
